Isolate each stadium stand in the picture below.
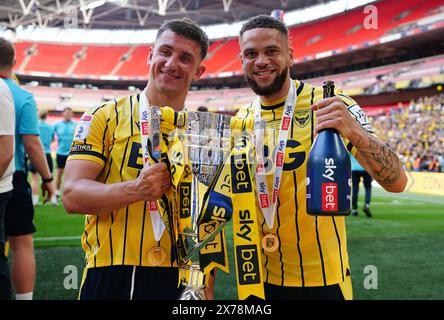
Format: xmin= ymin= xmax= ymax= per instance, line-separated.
xmin=113 ymin=45 xmax=149 ymax=78
xmin=24 ymin=43 xmax=83 ymax=74
xmin=308 ymin=54 xmax=444 ymax=95
xmin=7 ymin=0 xmax=444 ymax=175
xmin=72 ymin=45 xmax=129 ymax=76
xmin=11 ymin=0 xmax=444 ymax=79
xmin=370 ymin=94 xmax=444 ymax=172
xmin=22 ymin=54 xmax=444 ymax=113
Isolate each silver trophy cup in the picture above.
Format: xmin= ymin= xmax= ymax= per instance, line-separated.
xmin=150 ymin=107 xmax=233 ymax=300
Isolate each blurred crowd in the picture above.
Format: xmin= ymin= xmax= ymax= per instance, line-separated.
xmin=370 ymin=94 xmax=444 ymax=172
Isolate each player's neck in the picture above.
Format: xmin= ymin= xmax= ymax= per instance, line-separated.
xmin=260 ymin=76 xmax=292 ymax=105
xmin=145 ymin=86 xmax=186 ymax=112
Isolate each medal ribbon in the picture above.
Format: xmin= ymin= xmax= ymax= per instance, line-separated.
xmin=253 ymin=81 xmax=297 ymax=230
xmin=138 ymin=90 xmax=166 ymax=243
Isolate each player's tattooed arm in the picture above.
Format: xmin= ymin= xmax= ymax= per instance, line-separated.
xmin=354 ymin=133 xmax=407 ymax=193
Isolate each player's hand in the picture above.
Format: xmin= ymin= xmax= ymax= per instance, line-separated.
xmin=41 ymin=181 xmax=55 ymax=204
xmin=311 ymin=96 xmax=359 ymax=139
xmin=134 ymin=162 xmax=171 ymax=201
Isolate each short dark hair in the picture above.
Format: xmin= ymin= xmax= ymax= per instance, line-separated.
xmin=240 ymin=15 xmax=288 ymax=39
xmin=156 ymin=18 xmax=209 ymax=60
xmin=39 ymin=110 xmax=48 ymax=120
xmin=0 ymin=37 xmax=15 ymax=69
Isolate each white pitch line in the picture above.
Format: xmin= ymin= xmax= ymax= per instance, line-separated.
xmin=34 ymin=236 xmax=80 ymax=241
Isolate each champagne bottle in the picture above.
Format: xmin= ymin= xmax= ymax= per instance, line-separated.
xmin=306 ymin=81 xmax=351 ymax=216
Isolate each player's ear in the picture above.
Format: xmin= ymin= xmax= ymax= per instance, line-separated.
xmin=288 ymin=44 xmax=294 ymax=68
xmin=193 ymin=64 xmax=206 ymax=81
xmin=147 ymin=47 xmax=153 ymax=64
xmin=239 ymin=38 xmax=244 ymax=64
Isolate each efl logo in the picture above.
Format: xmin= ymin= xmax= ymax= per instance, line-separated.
xmin=82 ymin=115 xmax=92 ymax=122
xmin=322 ymin=183 xmax=338 ymax=211
xmin=276 ymin=152 xmax=284 ymax=167
xmin=281 ymin=117 xmax=291 ymax=130
xmin=141 ymin=122 xmax=149 ymax=135
xmin=149 ymin=201 xmax=158 ymax=211
xmin=259 ymin=194 xmax=269 ymax=208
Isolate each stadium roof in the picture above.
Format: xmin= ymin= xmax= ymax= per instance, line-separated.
xmin=0 ymin=0 xmax=378 ymax=43
xmin=0 ymin=0 xmax=332 ymax=30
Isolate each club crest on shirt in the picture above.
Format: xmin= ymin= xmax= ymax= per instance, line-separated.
xmin=294 ymin=109 xmax=311 ymax=128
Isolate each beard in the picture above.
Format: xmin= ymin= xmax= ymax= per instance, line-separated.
xmin=245 ymin=67 xmax=288 ymax=97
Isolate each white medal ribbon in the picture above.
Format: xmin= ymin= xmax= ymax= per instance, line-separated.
xmin=254 ymin=80 xmax=297 ymax=230
xmin=138 ymin=89 xmax=165 ymax=242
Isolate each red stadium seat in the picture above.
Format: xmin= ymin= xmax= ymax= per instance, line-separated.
xmin=11 ymin=0 xmax=444 ymax=79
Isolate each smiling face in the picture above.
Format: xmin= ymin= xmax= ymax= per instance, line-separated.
xmin=240 ymin=27 xmax=293 ymax=101
xmin=148 ymin=29 xmax=205 ymax=101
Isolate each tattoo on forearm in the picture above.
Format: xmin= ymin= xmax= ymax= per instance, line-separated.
xmin=364 ymin=136 xmax=401 ymax=186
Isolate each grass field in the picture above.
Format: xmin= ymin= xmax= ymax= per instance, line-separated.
xmin=28 ymin=188 xmax=444 ymax=300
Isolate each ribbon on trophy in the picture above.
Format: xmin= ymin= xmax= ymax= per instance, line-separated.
xmin=155 ymin=107 xmax=229 ymax=276
xmin=229 ymin=118 xmax=265 ymax=300
xmin=152 ymin=107 xmax=264 ymax=300
xmin=196 ymin=116 xmax=265 ymax=300
xmin=198 ymin=153 xmax=232 ymax=274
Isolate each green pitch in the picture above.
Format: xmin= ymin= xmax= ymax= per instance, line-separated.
xmin=31 ymin=188 xmax=444 ymax=300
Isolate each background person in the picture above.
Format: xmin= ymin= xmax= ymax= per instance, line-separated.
xmin=1 ymin=37 xmax=55 ymax=300
xmin=350 ymin=154 xmax=373 ymax=217
xmin=52 ymin=107 xmax=76 ymax=205
xmin=29 ymin=110 xmax=54 ymax=206
xmin=0 ymin=78 xmax=15 ymax=300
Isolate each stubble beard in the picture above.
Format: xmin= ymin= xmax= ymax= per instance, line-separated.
xmin=245 ymin=67 xmax=288 ymax=97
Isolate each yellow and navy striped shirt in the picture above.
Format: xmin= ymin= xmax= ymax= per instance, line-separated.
xmin=236 ymin=79 xmax=374 ymax=287
xmin=68 ymin=94 xmax=176 ymax=269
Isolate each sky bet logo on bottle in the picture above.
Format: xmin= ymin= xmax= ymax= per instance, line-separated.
xmin=322 ymin=158 xmax=338 ymax=211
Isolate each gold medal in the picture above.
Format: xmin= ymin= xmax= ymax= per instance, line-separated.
xmin=147 ymin=246 xmax=167 ymax=266
xmin=262 ymin=234 xmax=279 ymax=253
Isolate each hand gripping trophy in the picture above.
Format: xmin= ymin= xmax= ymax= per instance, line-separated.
xmin=147 ymin=106 xmax=266 ymax=300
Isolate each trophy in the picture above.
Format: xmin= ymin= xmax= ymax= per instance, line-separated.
xmin=149 ymin=107 xmax=234 ymax=300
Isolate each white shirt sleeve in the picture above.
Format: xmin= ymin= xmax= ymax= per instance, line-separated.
xmin=0 ymin=79 xmax=15 ymax=135
xmin=0 ymin=79 xmax=15 ymax=192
